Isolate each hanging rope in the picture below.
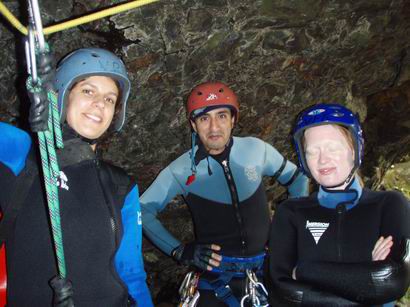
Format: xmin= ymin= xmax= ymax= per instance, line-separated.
xmin=0 ymin=0 xmax=159 ymax=36
xmin=26 ymin=56 xmax=66 ymax=278
xmin=24 ymin=0 xmax=67 ymax=280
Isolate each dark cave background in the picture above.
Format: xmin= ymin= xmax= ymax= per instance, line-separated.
xmin=0 ymin=0 xmax=409 ymax=304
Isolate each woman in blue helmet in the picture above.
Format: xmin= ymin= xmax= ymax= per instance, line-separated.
xmin=0 ymin=48 xmax=153 ymax=306
xmin=268 ymin=103 xmax=410 ymax=306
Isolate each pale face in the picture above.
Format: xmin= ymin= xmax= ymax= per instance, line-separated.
xmin=66 ymin=76 xmax=119 ymax=140
xmin=304 ymin=125 xmax=355 ymax=189
xmin=191 ymin=107 xmax=235 ymax=155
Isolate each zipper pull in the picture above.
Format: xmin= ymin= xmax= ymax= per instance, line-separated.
xmin=336 ymin=204 xmax=346 ymax=214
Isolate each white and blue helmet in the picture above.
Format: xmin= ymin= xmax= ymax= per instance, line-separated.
xmin=293 ymin=103 xmax=364 ymax=178
xmin=54 ymin=48 xmax=131 ymax=131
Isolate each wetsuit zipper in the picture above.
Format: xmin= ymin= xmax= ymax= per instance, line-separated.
xmin=336 ymin=204 xmax=346 ymax=261
xmin=221 ymin=159 xmax=247 ymax=255
xmin=94 ymin=159 xmax=129 ymax=302
xmin=94 ymin=159 xmax=118 ymax=242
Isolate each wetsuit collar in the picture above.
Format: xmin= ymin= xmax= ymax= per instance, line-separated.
xmin=194 ymin=137 xmax=233 ymax=165
xmin=318 ymin=176 xmax=363 ymax=210
xmin=59 ymin=125 xmax=97 ymax=168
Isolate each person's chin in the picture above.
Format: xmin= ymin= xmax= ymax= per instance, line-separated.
xmin=76 ymin=129 xmax=101 ymax=140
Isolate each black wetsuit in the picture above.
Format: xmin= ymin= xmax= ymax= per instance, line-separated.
xmin=0 ymin=123 xmax=152 ymax=307
xmin=268 ymin=185 xmax=410 ymax=306
xmin=141 ymin=137 xmax=309 ymax=306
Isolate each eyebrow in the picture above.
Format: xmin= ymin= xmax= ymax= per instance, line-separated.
xmin=217 ymin=110 xmax=230 ymax=114
xmin=78 ymin=81 xmax=118 ymax=97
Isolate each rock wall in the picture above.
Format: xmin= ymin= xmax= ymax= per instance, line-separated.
xmin=0 ymin=0 xmax=409 ymax=304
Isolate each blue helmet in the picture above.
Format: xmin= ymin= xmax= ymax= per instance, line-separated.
xmin=293 ymin=103 xmax=364 ymax=178
xmin=54 ymin=48 xmax=131 ymax=131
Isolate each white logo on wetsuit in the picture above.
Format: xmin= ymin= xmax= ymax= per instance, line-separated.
xmin=244 ymin=166 xmax=259 ymax=182
xmin=306 ymin=220 xmax=329 ymax=244
xmin=137 ymin=211 xmax=142 ymax=225
xmin=56 ymin=171 xmax=69 ymax=191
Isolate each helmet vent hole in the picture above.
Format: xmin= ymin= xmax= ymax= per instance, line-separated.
xmin=197 ymin=91 xmax=203 ymax=95
xmin=82 ymin=62 xmax=86 ymax=65
xmin=219 ymin=88 xmax=224 ymax=93
xmin=91 ymin=53 xmax=100 ymax=58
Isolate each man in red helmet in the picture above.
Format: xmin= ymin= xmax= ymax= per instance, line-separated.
xmin=141 ymin=82 xmax=308 ymax=306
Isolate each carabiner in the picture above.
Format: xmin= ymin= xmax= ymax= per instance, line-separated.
xmin=27 ymin=0 xmax=45 ymax=52
xmin=25 ymin=26 xmax=38 ymax=85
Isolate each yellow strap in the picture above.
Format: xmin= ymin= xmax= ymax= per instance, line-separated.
xmin=0 ymin=2 xmax=28 ymax=35
xmin=0 ymin=0 xmax=159 ymax=36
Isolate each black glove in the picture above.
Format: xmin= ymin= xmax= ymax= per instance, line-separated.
xmin=28 ymin=89 xmax=49 ymax=132
xmin=49 ymin=275 xmax=75 ymax=307
xmin=172 ymin=242 xmax=216 ymax=271
xmin=28 ymin=50 xmax=55 ymax=132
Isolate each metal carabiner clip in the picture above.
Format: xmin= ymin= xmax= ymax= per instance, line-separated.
xmin=28 ymin=0 xmax=45 ymax=51
xmin=24 ymin=0 xmax=46 ymax=85
xmin=25 ymin=26 xmax=38 ymax=85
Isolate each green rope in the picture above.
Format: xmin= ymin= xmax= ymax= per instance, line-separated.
xmin=26 ymin=68 xmax=66 ymax=278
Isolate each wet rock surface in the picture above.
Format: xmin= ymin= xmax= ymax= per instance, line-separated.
xmin=1 ymin=0 xmax=409 ymax=304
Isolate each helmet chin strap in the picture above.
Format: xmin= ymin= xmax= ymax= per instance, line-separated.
xmin=320 ymin=166 xmax=357 ymax=189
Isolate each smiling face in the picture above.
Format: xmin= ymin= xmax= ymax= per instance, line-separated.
xmin=191 ymin=107 xmax=235 ymax=155
xmin=65 ymin=76 xmax=119 ymax=140
xmin=304 ymin=124 xmax=355 ymax=189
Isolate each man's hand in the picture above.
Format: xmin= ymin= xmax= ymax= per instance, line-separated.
xmin=172 ymin=242 xmax=222 ymax=271
xmin=372 ymin=236 xmax=393 ymax=261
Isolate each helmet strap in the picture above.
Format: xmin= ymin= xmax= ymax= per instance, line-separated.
xmin=185 ymin=131 xmax=198 ymax=186
xmin=320 ymin=166 xmax=357 ymax=189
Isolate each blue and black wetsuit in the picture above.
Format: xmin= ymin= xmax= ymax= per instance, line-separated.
xmin=0 ymin=122 xmax=153 ymax=307
xmin=268 ymin=177 xmax=410 ymax=306
xmin=141 ymin=136 xmax=308 ymax=305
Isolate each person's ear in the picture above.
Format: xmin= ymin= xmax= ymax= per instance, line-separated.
xmin=190 ymin=119 xmax=198 ymax=133
xmin=230 ymin=115 xmax=235 ymax=127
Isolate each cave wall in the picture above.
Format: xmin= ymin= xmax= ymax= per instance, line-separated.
xmin=0 ymin=0 xmax=409 ymax=304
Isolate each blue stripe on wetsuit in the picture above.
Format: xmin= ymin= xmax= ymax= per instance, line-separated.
xmin=114 ymin=184 xmax=153 ymax=306
xmin=0 ymin=122 xmax=31 ymax=176
xmin=140 ymin=136 xmax=309 ymax=256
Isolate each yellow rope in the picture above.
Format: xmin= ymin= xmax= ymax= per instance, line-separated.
xmin=0 ymin=2 xmax=28 ymax=35
xmin=0 ymin=0 xmax=159 ymax=36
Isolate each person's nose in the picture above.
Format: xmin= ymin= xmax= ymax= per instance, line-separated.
xmin=318 ymin=150 xmax=331 ymax=164
xmin=209 ymin=117 xmax=219 ymax=132
xmin=93 ymin=95 xmax=105 ymax=109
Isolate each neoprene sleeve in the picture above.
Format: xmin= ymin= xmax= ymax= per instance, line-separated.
xmin=296 ymin=239 xmax=410 ymax=305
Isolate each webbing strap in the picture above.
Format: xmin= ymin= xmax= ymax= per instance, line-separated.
xmin=198 ymin=273 xmax=239 ymax=307
xmin=211 ymin=253 xmax=265 ymax=276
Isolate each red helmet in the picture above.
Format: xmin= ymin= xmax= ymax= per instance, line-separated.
xmin=186 ymin=82 xmax=239 ymax=120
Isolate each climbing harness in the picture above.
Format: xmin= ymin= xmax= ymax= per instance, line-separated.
xmin=179 ymin=271 xmax=201 ymax=307
xmin=240 ymin=270 xmax=269 ymax=307
xmin=197 ymin=253 xmax=269 ymax=307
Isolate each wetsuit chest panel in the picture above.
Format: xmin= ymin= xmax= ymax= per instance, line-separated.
xmin=170 ymin=137 xmax=266 ymax=204
xmin=6 ymin=161 xmax=127 ymax=306
xmin=295 ymin=199 xmax=386 ymax=263
xmin=186 ymin=183 xmax=270 ymax=256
